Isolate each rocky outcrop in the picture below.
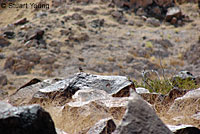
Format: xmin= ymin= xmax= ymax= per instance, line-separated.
xmin=0 ymin=102 xmax=57 ymax=134
xmin=113 ymin=92 xmax=173 ymax=134
xmin=8 ymin=73 xmax=134 ymax=106
xmin=31 ymin=72 xmax=134 ymax=105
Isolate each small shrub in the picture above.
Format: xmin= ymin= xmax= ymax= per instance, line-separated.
xmin=145 ymin=41 xmax=153 ymax=49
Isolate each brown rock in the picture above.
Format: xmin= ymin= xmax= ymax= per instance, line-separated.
xmin=146 ymin=17 xmax=161 ymax=27
xmin=151 ymin=6 xmax=162 ymax=18
xmin=20 ymin=52 xmax=41 ymax=64
xmin=52 ymin=0 xmax=66 ymax=7
xmin=75 ymin=21 xmax=87 ymax=28
xmin=68 ymin=33 xmax=89 ymax=42
xmin=0 ymin=36 xmax=11 ymax=48
xmin=171 ymin=17 xmax=177 ymax=25
xmin=71 ymin=13 xmax=84 ymax=20
xmin=9 ymin=78 xmax=59 ymax=105
xmin=166 ymin=7 xmax=182 ymax=22
xmin=4 ymin=57 xmax=15 ymax=69
xmin=40 ymin=55 xmax=56 ymax=64
xmin=82 ymin=10 xmax=97 ymax=15
xmin=27 ymin=30 xmax=45 ymax=41
xmin=0 ymin=74 xmax=8 ymax=86
xmin=14 ymin=18 xmax=28 ymax=25
xmin=18 ymin=78 xmax=41 ymax=90
xmin=12 ymin=60 xmax=34 ymax=75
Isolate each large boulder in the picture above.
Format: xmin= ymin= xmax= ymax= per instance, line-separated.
xmin=113 ymin=92 xmax=173 ymax=134
xmin=32 ymin=72 xmax=134 ymax=105
xmin=0 ymin=103 xmax=57 ymax=134
xmin=9 ymin=78 xmax=60 ymax=105
xmin=168 ymin=88 xmax=200 ymax=114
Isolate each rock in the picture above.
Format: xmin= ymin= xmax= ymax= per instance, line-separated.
xmin=68 ymin=33 xmax=89 ymax=42
xmin=52 ymin=0 xmax=66 ymax=7
xmin=151 ymin=6 xmax=162 ymax=19
xmin=75 ymin=20 xmax=87 ymax=28
xmin=0 ymin=54 xmax=5 ymax=59
xmin=127 ymin=20 xmax=134 ymax=25
xmin=82 ymin=10 xmax=97 ymax=15
xmin=3 ymin=31 xmax=15 ymax=39
xmin=40 ymin=55 xmax=56 ymax=64
xmin=72 ymin=89 xmax=110 ymax=102
xmin=71 ymin=13 xmax=84 ymax=20
xmin=18 ymin=78 xmax=41 ymax=90
xmin=9 ymin=78 xmax=58 ymax=105
xmin=165 ymin=7 xmax=182 ymax=22
xmin=0 ymin=36 xmax=11 ymax=47
xmin=191 ymin=112 xmax=200 ymax=120
xmin=32 ymin=72 xmax=134 ymax=105
xmin=56 ymin=128 xmax=68 ymax=134
xmin=168 ymin=88 xmax=200 ymax=114
xmin=27 ymin=30 xmax=45 ymax=41
xmin=135 ymin=87 xmax=150 ymax=94
xmin=12 ymin=60 xmax=34 ymax=75
xmin=0 ymin=104 xmax=57 ymax=134
xmin=111 ymin=10 xmax=123 ymax=20
xmin=167 ymin=124 xmax=200 ymax=134
xmin=20 ymin=52 xmax=41 ymax=64
xmin=4 ymin=57 xmax=16 ymax=69
xmin=0 ymin=74 xmax=8 ymax=86
xmin=113 ymin=92 xmax=173 ymax=134
xmin=0 ymin=101 xmax=13 ymax=112
xmin=146 ymin=17 xmax=161 ymax=27
xmin=171 ymin=17 xmax=177 ymax=25
xmin=86 ymin=118 xmax=116 ymax=134
xmin=90 ymin=19 xmax=104 ymax=29
xmin=14 ymin=18 xmax=28 ymax=25
xmin=111 ymin=10 xmax=127 ymax=24
xmin=62 ymin=91 xmax=130 ymax=133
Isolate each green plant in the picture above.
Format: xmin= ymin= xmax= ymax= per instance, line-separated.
xmin=145 ymin=41 xmax=153 ymax=49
